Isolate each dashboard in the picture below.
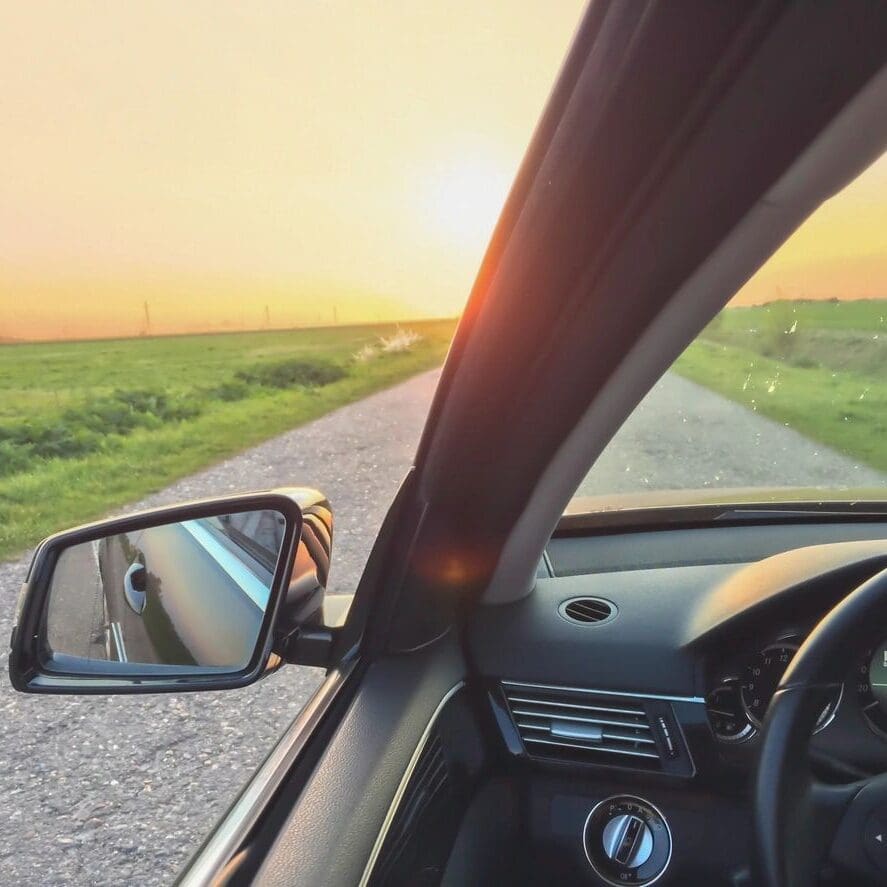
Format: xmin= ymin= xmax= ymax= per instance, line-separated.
xmin=462 ymin=518 xmax=887 ymax=884
xmin=473 ymin=520 xmax=887 ymax=775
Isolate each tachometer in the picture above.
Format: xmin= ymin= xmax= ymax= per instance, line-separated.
xmin=741 ymin=642 xmax=841 ymax=732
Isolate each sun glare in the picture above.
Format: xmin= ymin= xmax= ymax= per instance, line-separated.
xmin=423 ymin=155 xmax=513 ymax=255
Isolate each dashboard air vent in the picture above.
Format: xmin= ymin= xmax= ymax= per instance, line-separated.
xmin=370 ymin=730 xmax=452 ymax=885
xmin=559 ymin=597 xmax=616 ymax=625
xmin=502 ymin=681 xmax=663 ymax=771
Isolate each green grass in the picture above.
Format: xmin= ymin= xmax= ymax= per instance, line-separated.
xmin=709 ymin=298 xmax=887 ymax=335
xmin=699 ymin=298 xmax=887 ymax=374
xmin=674 ymin=299 xmax=886 ymax=475
xmin=0 ymin=319 xmax=456 ymax=559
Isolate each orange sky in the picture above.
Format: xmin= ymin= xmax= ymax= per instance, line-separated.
xmin=0 ymin=1 xmax=584 ymax=340
xmin=0 ymin=2 xmax=884 ymax=341
xmin=733 ymin=150 xmax=887 ymax=306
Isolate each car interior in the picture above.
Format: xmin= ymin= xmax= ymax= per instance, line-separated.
xmin=9 ymin=3 xmax=887 ymax=887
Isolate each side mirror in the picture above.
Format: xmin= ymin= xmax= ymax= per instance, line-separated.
xmin=9 ymin=489 xmax=331 ymax=694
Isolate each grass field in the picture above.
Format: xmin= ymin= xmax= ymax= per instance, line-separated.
xmin=4 ymin=301 xmax=883 ymax=559
xmin=674 ymin=299 xmax=886 ymax=475
xmin=0 ymin=319 xmax=457 ymax=560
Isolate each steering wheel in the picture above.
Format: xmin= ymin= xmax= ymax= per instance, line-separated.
xmin=755 ymin=567 xmax=887 ymax=885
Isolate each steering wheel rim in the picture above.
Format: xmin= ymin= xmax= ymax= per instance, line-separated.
xmin=755 ymin=567 xmax=887 ymax=886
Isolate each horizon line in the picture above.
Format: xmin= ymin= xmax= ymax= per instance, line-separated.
xmin=0 ymin=315 xmax=461 ymax=348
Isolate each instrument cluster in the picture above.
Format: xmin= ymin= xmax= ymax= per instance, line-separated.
xmin=705 ymin=633 xmax=887 ymax=746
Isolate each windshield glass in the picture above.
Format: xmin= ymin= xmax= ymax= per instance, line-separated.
xmin=577 ymin=150 xmax=887 ymax=510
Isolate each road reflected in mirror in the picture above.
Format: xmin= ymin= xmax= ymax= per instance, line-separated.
xmin=46 ymin=509 xmax=285 ymax=670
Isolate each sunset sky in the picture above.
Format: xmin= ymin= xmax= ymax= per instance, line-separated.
xmin=734 ymin=149 xmax=887 ymax=306
xmin=0 ymin=1 xmax=584 ymax=340
xmin=0 ymin=1 xmax=884 ymax=341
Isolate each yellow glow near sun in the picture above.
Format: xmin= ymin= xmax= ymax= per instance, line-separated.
xmin=422 ymin=153 xmax=513 ymax=255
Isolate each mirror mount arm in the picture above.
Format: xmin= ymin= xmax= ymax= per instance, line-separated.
xmin=273 ymin=625 xmax=339 ymax=668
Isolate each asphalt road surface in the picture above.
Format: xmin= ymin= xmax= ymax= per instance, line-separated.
xmin=0 ymin=369 xmax=883 ymax=885
xmin=579 ymin=372 xmax=884 ymax=495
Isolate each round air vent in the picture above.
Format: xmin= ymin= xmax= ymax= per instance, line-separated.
xmin=558 ymin=597 xmax=617 ymax=626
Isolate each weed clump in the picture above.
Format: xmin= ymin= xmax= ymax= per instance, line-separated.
xmin=0 ymin=388 xmax=201 ymax=476
xmin=205 ymin=380 xmax=252 ymax=401
xmin=236 ymin=358 xmax=346 ymax=389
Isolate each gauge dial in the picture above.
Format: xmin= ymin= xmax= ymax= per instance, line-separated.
xmin=741 ymin=644 xmax=796 ymax=726
xmin=857 ymin=641 xmax=887 ymax=737
xmin=741 ymin=643 xmax=841 ymax=732
xmin=706 ymin=683 xmax=756 ymax=743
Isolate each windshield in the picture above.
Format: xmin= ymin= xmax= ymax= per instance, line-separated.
xmin=577 ymin=150 xmax=887 ymax=510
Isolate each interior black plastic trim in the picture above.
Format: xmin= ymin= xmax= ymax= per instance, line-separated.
xmin=254 ymin=635 xmax=466 ymax=887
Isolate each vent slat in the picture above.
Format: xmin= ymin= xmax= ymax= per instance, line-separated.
xmin=569 ymin=602 xmax=609 ymax=617
xmin=502 ymin=680 xmax=663 ymax=771
xmin=511 ymin=708 xmax=650 ymax=732
xmin=523 ymin=736 xmax=660 ymax=760
xmin=561 ymin=597 xmax=616 ymax=624
xmin=504 ymin=694 xmax=645 ymax=717
xmin=515 ymin=722 xmax=656 ymax=745
xmin=573 ymin=600 xmax=609 ymax=613
xmin=409 ymin=736 xmax=444 ymax=787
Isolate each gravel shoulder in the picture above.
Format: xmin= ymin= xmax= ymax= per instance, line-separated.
xmin=0 ymin=367 xmax=883 ymax=885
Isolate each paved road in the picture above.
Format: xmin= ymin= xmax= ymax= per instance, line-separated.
xmin=0 ymin=368 xmax=883 ymax=885
xmin=0 ymin=370 xmax=441 ymax=886
xmin=579 ymin=372 xmax=885 ymax=495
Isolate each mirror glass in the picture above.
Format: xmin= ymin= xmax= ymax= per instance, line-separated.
xmin=45 ymin=509 xmax=285 ymax=671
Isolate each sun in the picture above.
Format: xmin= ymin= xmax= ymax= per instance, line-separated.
xmin=422 ymin=153 xmax=513 ymax=255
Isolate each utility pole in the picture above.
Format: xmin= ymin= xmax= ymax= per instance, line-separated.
xmin=264 ymin=304 xmax=271 ymax=328
xmin=333 ymin=305 xmax=338 ymax=325
xmin=142 ymin=301 xmax=151 ymax=337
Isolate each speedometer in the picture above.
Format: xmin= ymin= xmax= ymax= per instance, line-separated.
xmin=741 ymin=643 xmax=841 ymax=732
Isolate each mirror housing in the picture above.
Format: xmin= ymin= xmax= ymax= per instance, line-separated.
xmin=9 ymin=488 xmax=332 ymax=694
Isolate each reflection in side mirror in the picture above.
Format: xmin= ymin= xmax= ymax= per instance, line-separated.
xmin=123 ymin=562 xmax=147 ymax=614
xmin=9 ymin=491 xmax=308 ymax=693
xmin=46 ymin=510 xmax=285 ymax=670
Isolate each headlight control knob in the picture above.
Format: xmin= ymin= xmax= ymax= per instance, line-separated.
xmin=583 ymin=795 xmax=672 ymax=885
xmin=602 ymin=813 xmax=654 ymax=868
